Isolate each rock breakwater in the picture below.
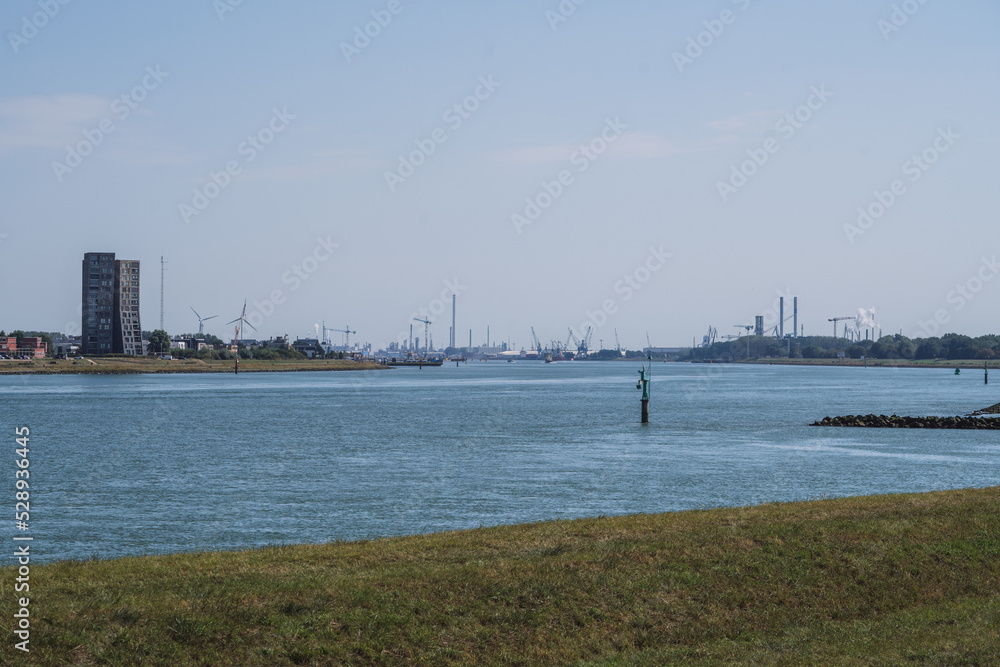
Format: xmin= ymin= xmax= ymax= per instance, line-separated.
xmin=811 ymin=414 xmax=1000 ymax=429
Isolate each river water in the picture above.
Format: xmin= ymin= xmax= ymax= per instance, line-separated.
xmin=1 ymin=362 xmax=997 ymax=563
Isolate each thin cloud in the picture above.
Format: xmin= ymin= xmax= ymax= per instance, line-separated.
xmin=208 ymin=148 xmax=385 ymax=183
xmin=0 ymin=94 xmax=109 ymax=153
xmin=706 ymin=110 xmax=777 ymax=133
xmin=489 ymin=131 xmax=699 ymax=165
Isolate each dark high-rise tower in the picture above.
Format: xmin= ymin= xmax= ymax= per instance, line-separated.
xmin=82 ymin=252 xmax=142 ymax=355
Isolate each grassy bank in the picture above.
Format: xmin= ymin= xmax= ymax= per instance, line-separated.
xmin=2 ymin=488 xmax=998 ymax=665
xmin=0 ymin=357 xmax=384 ymax=375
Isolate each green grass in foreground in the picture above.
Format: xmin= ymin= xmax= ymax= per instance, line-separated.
xmin=2 ymin=488 xmax=998 ymax=665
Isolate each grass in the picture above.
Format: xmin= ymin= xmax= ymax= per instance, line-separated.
xmin=0 ymin=357 xmax=383 ymax=374
xmin=2 ymin=487 xmax=998 ymax=665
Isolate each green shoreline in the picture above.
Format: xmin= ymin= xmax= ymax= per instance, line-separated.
xmin=0 ymin=357 xmax=385 ymax=375
xmin=3 ymin=487 xmax=997 ymax=665
xmin=3 ymin=356 xmax=992 ymax=375
xmin=735 ymin=357 xmax=993 ymax=369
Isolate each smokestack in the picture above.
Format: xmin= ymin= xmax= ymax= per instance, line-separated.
xmin=793 ymin=297 xmax=798 ymax=338
xmin=780 ymin=297 xmax=784 ymax=338
xmin=451 ymin=295 xmax=456 ymax=349
xmin=469 ymin=329 xmax=472 ymax=349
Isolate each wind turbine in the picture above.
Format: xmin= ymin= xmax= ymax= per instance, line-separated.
xmin=227 ymin=301 xmax=257 ymax=346
xmin=190 ymin=306 xmax=218 ymax=335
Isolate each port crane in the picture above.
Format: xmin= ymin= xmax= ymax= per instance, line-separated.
xmin=580 ymin=326 xmax=593 ymax=356
xmin=413 ymin=317 xmax=431 ymax=357
xmin=567 ymin=327 xmax=592 ymax=356
xmin=828 ymin=316 xmax=854 ymax=339
xmin=331 ymin=325 xmax=356 ymax=347
xmin=702 ymin=326 xmax=718 ymax=346
xmin=530 ymin=327 xmax=543 ymax=355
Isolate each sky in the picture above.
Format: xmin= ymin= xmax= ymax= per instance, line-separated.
xmin=1 ymin=0 xmax=998 ymax=350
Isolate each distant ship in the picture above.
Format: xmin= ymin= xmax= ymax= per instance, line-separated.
xmin=381 ymin=354 xmax=443 ymax=367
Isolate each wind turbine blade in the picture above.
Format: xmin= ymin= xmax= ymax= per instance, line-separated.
xmin=243 ymin=320 xmax=258 ymax=332
xmin=204 ymin=315 xmax=218 ymax=321
xmin=191 ymin=306 xmax=201 ymax=319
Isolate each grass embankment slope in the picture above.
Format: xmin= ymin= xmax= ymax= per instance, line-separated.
xmin=0 ymin=357 xmax=383 ymax=374
xmin=3 ymin=488 xmax=999 ymax=665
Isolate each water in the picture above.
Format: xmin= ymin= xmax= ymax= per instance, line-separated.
xmin=1 ymin=362 xmax=998 ymax=563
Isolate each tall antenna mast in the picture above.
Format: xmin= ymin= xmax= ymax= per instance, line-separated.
xmin=160 ymin=255 xmax=167 ymax=331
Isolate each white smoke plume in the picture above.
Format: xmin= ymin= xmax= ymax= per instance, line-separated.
xmin=855 ymin=307 xmax=878 ymax=334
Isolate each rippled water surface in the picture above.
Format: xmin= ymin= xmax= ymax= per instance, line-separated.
xmin=2 ymin=362 xmax=998 ymax=562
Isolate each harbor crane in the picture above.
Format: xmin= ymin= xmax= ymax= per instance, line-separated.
xmin=567 ymin=327 xmax=591 ymax=356
xmin=413 ymin=317 xmax=431 ymax=357
xmin=828 ymin=316 xmax=854 ymax=339
xmin=332 ymin=325 xmax=356 ymax=347
xmin=703 ymin=326 xmax=718 ymax=346
xmin=530 ymin=326 xmax=543 ymax=355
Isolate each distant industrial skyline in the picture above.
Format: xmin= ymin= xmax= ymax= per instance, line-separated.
xmin=1 ymin=2 xmax=998 ymax=348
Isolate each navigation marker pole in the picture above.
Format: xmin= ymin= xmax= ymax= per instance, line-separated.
xmin=637 ymin=356 xmax=651 ymax=424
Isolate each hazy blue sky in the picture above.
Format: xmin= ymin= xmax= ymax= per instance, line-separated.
xmin=1 ymin=0 xmax=997 ymax=349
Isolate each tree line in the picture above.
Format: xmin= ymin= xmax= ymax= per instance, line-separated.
xmin=688 ymin=333 xmax=1000 ymax=361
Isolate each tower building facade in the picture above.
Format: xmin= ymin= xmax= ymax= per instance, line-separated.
xmin=82 ymin=252 xmax=142 ymax=355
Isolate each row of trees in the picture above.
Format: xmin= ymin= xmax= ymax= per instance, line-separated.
xmin=689 ymin=333 xmax=1000 ymax=362
xmin=145 ymin=329 xmax=310 ymax=360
